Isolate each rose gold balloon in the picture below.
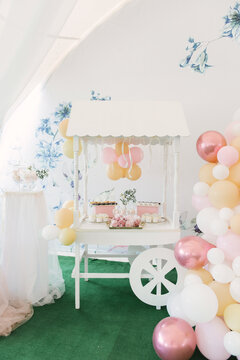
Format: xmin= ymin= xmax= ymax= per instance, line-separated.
xmin=196 ymin=131 xmax=226 ymax=162
xmin=152 ymin=317 xmax=197 ymax=360
xmin=174 ymin=236 xmax=215 ymax=269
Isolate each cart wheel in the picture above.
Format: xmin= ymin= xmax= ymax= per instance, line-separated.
xmin=129 ymin=247 xmax=185 ymax=307
xmin=128 ymin=246 xmax=146 ymax=265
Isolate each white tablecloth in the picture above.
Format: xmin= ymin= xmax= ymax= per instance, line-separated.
xmin=1 ymin=191 xmax=64 ymax=305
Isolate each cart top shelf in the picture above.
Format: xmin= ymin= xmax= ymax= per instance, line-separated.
xmin=67 ymin=100 xmax=189 ymax=145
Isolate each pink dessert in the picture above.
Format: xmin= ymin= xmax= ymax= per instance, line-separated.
xmin=110 ymin=214 xmax=141 ymax=228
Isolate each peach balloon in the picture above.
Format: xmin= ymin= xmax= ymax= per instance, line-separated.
xmin=208 ymin=180 xmax=239 ymax=209
xmin=62 ymin=200 xmax=74 ymax=209
xmin=228 ymin=162 xmax=240 ymax=186
xmin=55 ymin=208 xmax=74 ymax=229
xmin=224 ymin=304 xmax=240 ymax=332
xmin=127 ymin=164 xmax=142 ymax=181
xmin=199 ymin=163 xmax=216 ymax=185
xmin=59 ymin=228 xmax=76 ymax=246
xmin=209 ymin=281 xmax=237 ymax=316
xmin=188 ymin=268 xmax=213 ymax=285
xmin=230 ymin=213 xmax=240 ymax=235
xmin=231 ymin=136 xmax=240 ymax=153
xmin=115 ymin=142 xmax=129 ymax=156
xmin=63 ymin=138 xmax=82 ymax=159
xmin=107 ymin=162 xmax=124 ymax=180
xmin=58 ymin=118 xmax=72 ymax=139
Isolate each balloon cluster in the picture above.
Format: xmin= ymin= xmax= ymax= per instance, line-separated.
xmin=102 ymin=142 xmax=144 ymax=181
xmin=42 ymin=200 xmax=77 ymax=246
xmin=58 ymin=118 xmax=82 ymax=158
xmin=153 ymin=116 xmax=240 ymax=360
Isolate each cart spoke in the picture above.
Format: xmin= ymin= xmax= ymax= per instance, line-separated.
xmin=143 ymin=278 xmax=159 ymax=294
xmin=143 ymin=262 xmax=159 ymax=277
xmin=162 ymin=261 xmax=174 ymax=276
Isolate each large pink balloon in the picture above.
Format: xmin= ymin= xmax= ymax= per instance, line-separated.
xmin=118 ymin=154 xmax=131 ymax=168
xmin=174 ymin=236 xmax=215 ymax=269
xmin=152 ymin=317 xmax=196 ymax=360
xmin=217 ymin=231 xmax=240 ymax=261
xmin=195 ymin=317 xmax=230 ymax=360
xmin=192 ymin=194 xmax=211 ymax=211
xmin=130 ymin=147 xmax=144 ymax=163
xmin=217 ymin=145 xmax=239 ymax=167
xmin=196 ymin=131 xmax=226 ymax=163
xmin=102 ymin=147 xmax=117 ymax=164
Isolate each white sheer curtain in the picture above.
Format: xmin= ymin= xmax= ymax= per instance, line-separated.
xmin=0 ymin=0 xmax=132 ymax=128
xmin=0 ymin=0 xmax=77 ymax=126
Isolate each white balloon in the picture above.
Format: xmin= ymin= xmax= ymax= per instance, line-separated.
xmin=212 ymin=164 xmax=230 ymax=180
xmin=193 ymin=182 xmax=209 ymax=197
xmin=180 ymin=283 xmax=218 ymax=323
xmin=42 ymin=225 xmax=60 ymax=241
xmin=219 ymin=207 xmax=234 ymax=222
xmin=211 ymin=263 xmax=235 ymax=283
xmin=234 ymin=205 xmax=240 ymax=214
xmin=184 ymin=274 xmax=202 ymax=287
xmin=210 ymin=219 xmax=228 ymax=236
xmin=232 ymin=256 xmax=240 ymax=276
xmin=230 ymin=278 xmax=240 ymax=302
xmin=207 ymin=248 xmax=225 ymax=265
xmin=224 ymin=331 xmax=240 ymax=356
xmin=233 ymin=108 xmax=240 ymax=122
xmin=197 ymin=207 xmax=219 ymax=235
xmin=232 ymin=122 xmax=240 ymax=136
xmin=166 ymin=292 xmax=196 ymax=327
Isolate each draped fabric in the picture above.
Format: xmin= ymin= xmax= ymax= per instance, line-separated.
xmin=0 ymin=0 xmax=131 ymax=128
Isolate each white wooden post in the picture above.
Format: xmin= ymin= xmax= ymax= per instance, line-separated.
xmin=82 ymin=139 xmax=88 ymax=218
xmin=162 ymin=142 xmax=168 ymax=218
xmin=73 ymin=135 xmax=80 ymax=309
xmin=173 ymin=136 xmax=180 ymax=229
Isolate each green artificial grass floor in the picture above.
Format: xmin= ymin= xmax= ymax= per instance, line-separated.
xmin=0 ymin=257 xmax=236 ymax=360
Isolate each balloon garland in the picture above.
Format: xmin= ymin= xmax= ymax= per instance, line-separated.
xmin=153 ymin=118 xmax=240 ymax=359
xmin=103 ymin=142 xmax=144 ymax=181
xmin=58 ymin=118 xmax=82 ymax=158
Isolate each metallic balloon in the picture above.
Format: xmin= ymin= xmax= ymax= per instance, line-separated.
xmin=174 ymin=236 xmax=215 ymax=269
xmin=152 ymin=317 xmax=197 ymax=360
xmin=196 ymin=131 xmax=226 ymax=162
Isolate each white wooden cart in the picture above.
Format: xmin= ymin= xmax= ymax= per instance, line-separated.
xmin=67 ymin=101 xmax=189 ymax=309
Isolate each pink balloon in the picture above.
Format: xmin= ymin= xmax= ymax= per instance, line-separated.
xmin=102 ymin=147 xmax=117 ymax=164
xmin=192 ymin=195 xmax=211 ymax=211
xmin=174 ymin=236 xmax=215 ymax=269
xmin=196 ymin=131 xmax=226 ymax=163
xmin=152 ymin=317 xmax=196 ymax=360
xmin=195 ymin=317 xmax=230 ymax=360
xmin=217 ymin=145 xmax=239 ymax=167
xmin=217 ymin=231 xmax=240 ymax=261
xmin=225 ymin=120 xmax=240 ymax=144
xmin=118 ymin=154 xmax=131 ymax=168
xmin=130 ymin=147 xmax=144 ymax=163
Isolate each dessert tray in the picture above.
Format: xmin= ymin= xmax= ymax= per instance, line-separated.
xmin=106 ymin=221 xmax=144 ymax=230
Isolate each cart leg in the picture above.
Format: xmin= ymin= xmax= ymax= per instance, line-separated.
xmin=156 ymin=257 xmax=161 ymax=310
xmin=84 ymin=244 xmax=88 ymax=281
xmin=75 ymin=241 xmax=80 ymax=309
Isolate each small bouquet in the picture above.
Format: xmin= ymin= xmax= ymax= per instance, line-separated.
xmin=12 ymin=165 xmax=49 ymax=190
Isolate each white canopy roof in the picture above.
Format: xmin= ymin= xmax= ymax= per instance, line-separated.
xmin=67 ymin=100 xmax=189 ymax=145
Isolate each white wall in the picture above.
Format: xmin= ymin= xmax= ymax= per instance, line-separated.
xmin=38 ymin=0 xmax=240 ymax=220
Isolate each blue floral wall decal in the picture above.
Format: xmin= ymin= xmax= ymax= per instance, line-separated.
xmin=180 ymin=2 xmax=240 ymax=73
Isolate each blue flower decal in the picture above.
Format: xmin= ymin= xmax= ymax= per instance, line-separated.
xmin=180 ymin=2 xmax=240 ymax=74
xmin=90 ymin=90 xmax=111 ymax=101
xmin=222 ymin=2 xmax=240 ymax=39
xmin=54 ymin=102 xmax=72 ymax=123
